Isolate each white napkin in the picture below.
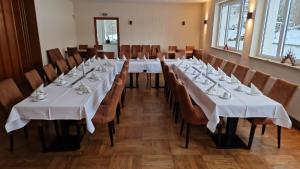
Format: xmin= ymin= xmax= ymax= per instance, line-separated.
xmin=218 ymin=67 xmax=225 ymax=76
xmin=207 ymin=64 xmax=214 ymax=74
xmin=85 ymin=59 xmax=90 ymax=66
xmin=193 ymin=56 xmax=197 ymax=60
xmin=104 ymin=55 xmax=108 ymax=60
xmin=77 ymin=83 xmax=91 ymax=94
xmin=122 ymin=55 xmax=127 ymax=60
xmin=91 ymin=56 xmax=96 ymax=62
xmin=90 ymin=72 xmax=100 ymax=81
xmin=230 ymin=74 xmax=240 ymax=84
xmin=162 ymin=55 xmax=166 ymax=61
xmin=137 ymin=57 xmax=140 ymax=61
xmin=69 ymin=67 xmax=77 ymax=76
xmin=156 ymin=57 xmax=160 ymax=61
xmin=143 ymin=55 xmax=147 ymax=60
xmin=206 ymin=83 xmax=217 ymax=95
xmin=250 ymin=83 xmax=261 ymax=95
xmin=36 ymin=84 xmax=45 ymax=93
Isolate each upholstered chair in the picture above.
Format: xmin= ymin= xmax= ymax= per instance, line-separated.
xmin=66 ymin=56 xmax=77 ymax=69
xmin=43 ymin=64 xmax=58 ymax=83
xmin=233 ymin=65 xmax=249 ymax=83
xmin=249 ymin=71 xmax=270 ymax=91
xmin=74 ymin=53 xmax=83 ymax=65
xmin=212 ymin=57 xmax=223 ymax=70
xmin=24 ymin=69 xmax=44 ymax=91
xmin=222 ymin=61 xmax=236 ymax=76
xmin=56 ymin=59 xmax=70 ymax=74
xmin=150 ymin=45 xmax=160 ymax=59
xmin=247 ymin=79 xmax=298 ymax=149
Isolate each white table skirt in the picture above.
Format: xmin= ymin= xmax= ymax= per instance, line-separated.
xmin=171 ymin=60 xmax=292 ymax=132
xmin=5 ymin=59 xmax=119 ymax=133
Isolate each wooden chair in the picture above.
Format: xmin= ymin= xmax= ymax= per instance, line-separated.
xmin=249 ymin=71 xmax=270 ymax=91
xmin=205 ymin=54 xmax=214 ymax=64
xmin=141 ymin=45 xmax=151 ymax=57
xmin=150 ymin=45 xmax=160 ymax=59
xmin=78 ymin=45 xmax=88 ymax=50
xmin=168 ymin=71 xmax=180 ymax=123
xmin=47 ymin=48 xmax=64 ymax=67
xmin=185 ymin=46 xmax=195 ymax=59
xmin=120 ymin=45 xmax=131 ymax=59
xmin=168 ymin=46 xmax=177 ymax=59
xmin=92 ymin=78 xmax=123 ymax=146
xmin=222 ymin=62 xmax=236 ymax=76
xmin=87 ymin=47 xmax=97 ymax=58
xmin=43 ymin=64 xmax=58 ymax=83
xmin=175 ymin=50 xmax=185 ymax=59
xmin=233 ymin=65 xmax=249 ymax=83
xmin=24 ymin=69 xmax=44 ymax=91
xmin=247 ymin=79 xmax=298 ymax=149
xmin=193 ymin=49 xmax=204 ymax=60
xmin=0 ymin=79 xmax=28 ymax=151
xmin=176 ymin=80 xmax=208 ymax=148
xmin=66 ymin=56 xmax=77 ymax=69
xmin=94 ymin=44 xmax=103 ymax=50
xmin=212 ymin=57 xmax=223 ymax=70
xmin=74 ymin=53 xmax=83 ymax=65
xmin=56 ymin=59 xmax=69 ymax=75
xmin=67 ymin=47 xmax=78 ymax=56
xmin=131 ymin=45 xmax=141 ymax=59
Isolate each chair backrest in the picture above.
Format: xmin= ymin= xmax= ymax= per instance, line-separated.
xmin=141 ymin=45 xmax=151 ymax=57
xmin=150 ymin=45 xmax=160 ymax=59
xmin=43 ymin=64 xmax=58 ymax=83
xmin=94 ymin=45 xmax=103 ymax=50
xmin=78 ymin=45 xmax=88 ymax=50
xmin=233 ymin=65 xmax=249 ymax=82
xmin=168 ymin=71 xmax=178 ymax=100
xmin=249 ymin=71 xmax=270 ymax=91
xmin=120 ymin=45 xmax=131 ymax=59
xmin=168 ymin=46 xmax=177 ymax=52
xmin=157 ymin=52 xmax=167 ymax=59
xmin=175 ymin=51 xmax=185 ymax=59
xmin=74 ymin=53 xmax=83 ymax=65
xmin=66 ymin=56 xmax=77 ymax=69
xmin=212 ymin=57 xmax=223 ymax=70
xmin=0 ymin=79 xmax=24 ymax=115
xmin=204 ymin=54 xmax=214 ymax=64
xmin=163 ymin=64 xmax=170 ymax=84
xmin=102 ymin=52 xmax=115 ymax=59
xmin=131 ymin=45 xmax=141 ymax=59
xmin=87 ymin=47 xmax=97 ymax=58
xmin=56 ymin=59 xmax=69 ymax=74
xmin=103 ymin=78 xmax=123 ymax=119
xmin=186 ymin=46 xmax=195 ymax=52
xmin=194 ymin=49 xmax=203 ymax=60
xmin=24 ymin=69 xmax=43 ymax=91
xmin=67 ymin=47 xmax=78 ymax=56
xmin=223 ymin=62 xmax=236 ymax=76
xmin=268 ymin=79 xmax=298 ymax=107
xmin=47 ymin=48 xmax=64 ymax=66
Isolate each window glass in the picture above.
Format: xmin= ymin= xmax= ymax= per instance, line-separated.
xmin=218 ymin=5 xmax=229 ymax=47
xmin=238 ymin=0 xmax=248 ymax=50
xmin=227 ymin=3 xmax=241 ymax=48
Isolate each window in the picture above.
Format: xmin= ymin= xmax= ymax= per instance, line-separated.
xmin=261 ymin=0 xmax=300 ymax=59
xmin=216 ymin=0 xmax=249 ymax=51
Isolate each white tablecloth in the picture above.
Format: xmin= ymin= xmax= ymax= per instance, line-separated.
xmin=171 ymin=60 xmax=292 ymax=132
xmin=5 ymin=59 xmax=119 ymax=133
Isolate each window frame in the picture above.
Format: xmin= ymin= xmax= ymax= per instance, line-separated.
xmin=215 ymin=0 xmax=248 ymax=52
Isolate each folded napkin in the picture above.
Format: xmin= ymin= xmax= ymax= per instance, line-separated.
xmin=193 ymin=56 xmax=197 ymax=60
xmin=69 ymin=67 xmax=77 ymax=76
xmin=250 ymin=83 xmax=261 ymax=95
xmin=116 ymin=57 xmax=120 ymax=60
xmin=218 ymin=67 xmax=225 ymax=76
xmin=122 ymin=55 xmax=127 ymax=60
xmin=230 ymin=74 xmax=240 ymax=84
xmin=143 ymin=55 xmax=147 ymax=60
xmin=206 ymin=83 xmax=217 ymax=95
xmin=36 ymin=84 xmax=44 ymax=93
xmin=206 ymin=64 xmax=214 ymax=74
xmin=77 ymin=83 xmax=91 ymax=94
xmin=162 ymin=55 xmax=166 ymax=61
xmin=137 ymin=57 xmax=140 ymax=61
xmin=85 ymin=59 xmax=90 ymax=66
xmin=156 ymin=57 xmax=160 ymax=61
xmin=104 ymin=55 xmax=108 ymax=60
xmin=91 ymin=56 xmax=96 ymax=62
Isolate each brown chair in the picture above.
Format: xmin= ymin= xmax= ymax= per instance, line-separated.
xmin=212 ymin=57 xmax=223 ymax=70
xmin=87 ymin=47 xmax=97 ymax=58
xmin=120 ymin=45 xmax=131 ymax=59
xmin=56 ymin=59 xmax=69 ymax=74
xmin=24 ymin=69 xmax=44 ymax=91
xmin=204 ymin=54 xmax=214 ymax=64
xmin=43 ymin=64 xmax=58 ymax=83
xmin=222 ymin=62 xmax=236 ymax=76
xmin=194 ymin=49 xmax=204 ymax=60
xmin=168 ymin=46 xmax=177 ymax=59
xmin=141 ymin=45 xmax=151 ymax=57
xmin=186 ymin=46 xmax=195 ymax=52
xmin=150 ymin=45 xmax=160 ymax=59
xmin=0 ymin=79 xmax=27 ymax=151
xmin=66 ymin=56 xmax=77 ymax=69
xmin=74 ymin=53 xmax=83 ymax=65
xmin=94 ymin=44 xmax=103 ymax=50
xmin=175 ymin=50 xmax=185 ymax=59
xmin=92 ymin=78 xmax=123 ymax=146
xmin=168 ymin=71 xmax=180 ymax=123
xmin=185 ymin=46 xmax=195 ymax=59
xmin=233 ymin=65 xmax=249 ymax=83
xmin=78 ymin=45 xmax=88 ymax=50
xmin=47 ymin=48 xmax=64 ymax=67
xmin=247 ymin=79 xmax=298 ymax=149
xmin=176 ymin=80 xmax=208 ymax=148
xmin=131 ymin=45 xmax=141 ymax=59
xmin=249 ymin=71 xmax=270 ymax=91
xmin=67 ymin=47 xmax=78 ymax=56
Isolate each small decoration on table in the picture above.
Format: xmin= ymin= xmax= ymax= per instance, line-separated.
xmin=122 ymin=55 xmax=127 ymax=61
xmin=281 ymin=49 xmax=296 ymax=66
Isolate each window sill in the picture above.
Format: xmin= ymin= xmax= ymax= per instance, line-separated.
xmin=210 ymin=46 xmax=242 ymax=56
xmin=249 ymin=56 xmax=300 ymax=71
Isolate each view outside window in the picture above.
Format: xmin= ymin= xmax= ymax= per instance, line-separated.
xmin=282 ymin=0 xmax=300 ymax=58
xmin=261 ymin=0 xmax=300 ymax=59
xmin=216 ymin=0 xmax=248 ymax=51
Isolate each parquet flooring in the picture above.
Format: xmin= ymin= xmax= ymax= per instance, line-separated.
xmin=1 ymin=74 xmax=300 ymax=169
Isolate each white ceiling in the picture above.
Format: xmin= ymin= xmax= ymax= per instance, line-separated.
xmin=95 ymin=0 xmax=207 ymax=3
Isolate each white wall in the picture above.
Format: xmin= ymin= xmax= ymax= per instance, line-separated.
xmin=72 ymin=0 xmax=204 ymax=52
xmin=35 ymin=0 xmax=77 ymax=65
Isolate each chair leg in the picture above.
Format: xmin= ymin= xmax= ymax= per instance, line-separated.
xmin=108 ymin=121 xmax=114 ymax=146
xmin=38 ymin=126 xmax=46 ymax=152
xmin=136 ymin=73 xmax=139 ymax=87
xmin=185 ymin=123 xmax=190 ymax=148
xmin=262 ymin=125 xmax=266 ymax=135
xmin=248 ymin=124 xmax=257 ymax=149
xmin=121 ymin=90 xmax=125 ymax=107
xmin=217 ymin=124 xmax=222 ymax=148
xmin=23 ymin=127 xmax=28 ymax=138
xmin=116 ymin=102 xmax=121 ymax=124
xmin=180 ymin=119 xmax=185 ymax=136
xmin=277 ymin=126 xmax=281 ymax=148
xmin=76 ymin=123 xmax=81 ymax=137
xmin=9 ymin=132 xmax=13 ymax=151
xmin=54 ymin=121 xmax=60 ymax=137
xmin=175 ymin=103 xmax=179 ymax=123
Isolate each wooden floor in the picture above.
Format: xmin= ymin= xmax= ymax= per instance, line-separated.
xmin=1 ymin=74 xmax=300 ymax=169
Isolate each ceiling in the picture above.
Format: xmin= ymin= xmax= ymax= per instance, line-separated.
xmin=95 ymin=0 xmax=207 ymax=3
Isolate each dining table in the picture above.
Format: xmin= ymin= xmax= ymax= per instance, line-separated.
xmin=170 ymin=59 xmax=292 ymax=149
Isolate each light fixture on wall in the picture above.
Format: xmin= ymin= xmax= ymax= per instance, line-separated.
xmin=129 ymin=20 xmax=133 ymax=25
xmin=181 ymin=21 xmax=186 ymax=26
xmin=101 ymin=13 xmax=108 ymax=16
xmin=247 ymin=12 xmax=255 ymax=20
xmin=204 ymin=19 xmax=207 ymax=25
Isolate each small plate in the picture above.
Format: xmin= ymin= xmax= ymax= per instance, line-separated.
xmin=247 ymin=92 xmax=261 ymax=96
xmin=219 ymin=95 xmax=231 ymax=100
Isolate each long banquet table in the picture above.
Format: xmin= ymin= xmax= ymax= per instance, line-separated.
xmin=170 ymin=59 xmax=292 ymax=148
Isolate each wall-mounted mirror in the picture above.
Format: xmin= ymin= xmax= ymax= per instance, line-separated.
xmin=94 ymin=17 xmax=120 ymax=58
